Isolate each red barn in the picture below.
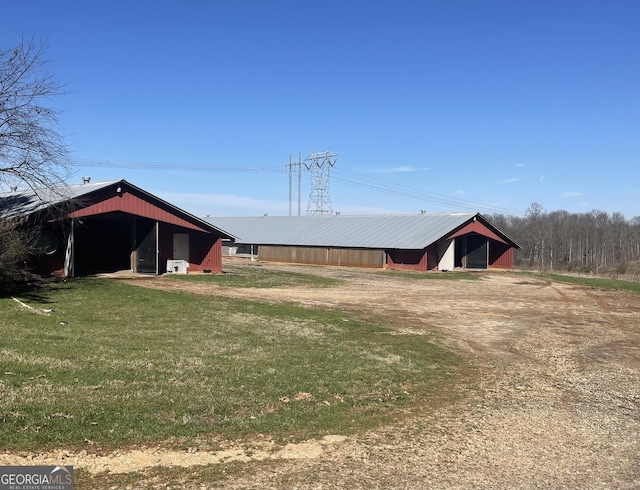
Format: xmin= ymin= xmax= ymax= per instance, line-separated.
xmin=0 ymin=179 xmax=235 ymax=277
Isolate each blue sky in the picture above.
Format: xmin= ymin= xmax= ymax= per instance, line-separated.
xmin=2 ymin=1 xmax=638 ymax=218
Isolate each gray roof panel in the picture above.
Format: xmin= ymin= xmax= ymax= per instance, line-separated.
xmin=0 ymin=180 xmax=120 ymax=220
xmin=207 ymin=214 xmax=477 ymax=249
xmin=1 ymin=180 xmax=237 ymax=240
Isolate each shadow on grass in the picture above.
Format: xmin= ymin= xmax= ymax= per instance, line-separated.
xmin=0 ymin=272 xmax=71 ymax=303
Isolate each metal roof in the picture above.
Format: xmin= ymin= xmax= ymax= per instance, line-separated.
xmin=1 ymin=179 xmax=237 ymax=240
xmin=206 ymin=213 xmax=478 ymax=249
xmin=0 ymin=180 xmax=120 ymax=220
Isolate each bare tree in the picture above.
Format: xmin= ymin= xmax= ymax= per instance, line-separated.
xmin=493 ymin=205 xmax=640 ymax=279
xmin=1 ymin=37 xmax=71 ymax=284
xmin=1 ymin=37 xmax=71 ymax=191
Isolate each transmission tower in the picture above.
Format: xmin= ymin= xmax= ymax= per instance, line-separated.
xmin=303 ymin=151 xmax=337 ymax=216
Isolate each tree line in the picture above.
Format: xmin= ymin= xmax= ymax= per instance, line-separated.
xmin=490 ymin=203 xmax=640 ymax=277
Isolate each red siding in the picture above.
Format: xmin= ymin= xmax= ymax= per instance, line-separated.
xmin=386 ymin=250 xmax=427 ymax=271
xmin=448 ymin=220 xmax=508 ymax=244
xmin=489 ymin=242 xmax=514 ymax=269
xmin=159 ymin=224 xmax=223 ymax=274
xmin=426 ymin=244 xmax=439 ymax=270
xmin=68 ymin=189 xmax=209 ymax=233
xmin=191 ymin=236 xmax=223 ymax=273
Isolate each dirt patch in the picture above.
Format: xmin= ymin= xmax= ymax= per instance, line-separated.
xmin=3 ymin=262 xmax=639 ymax=488
xmin=0 ymin=435 xmax=349 ymax=475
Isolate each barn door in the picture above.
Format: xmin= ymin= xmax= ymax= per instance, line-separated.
xmin=465 ymin=234 xmax=488 ymax=269
xmin=173 ymin=233 xmax=189 ymax=261
xmin=136 ymin=221 xmax=158 ymax=274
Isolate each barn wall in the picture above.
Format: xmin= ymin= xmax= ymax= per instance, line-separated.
xmin=30 ymin=221 xmax=67 ymax=276
xmin=489 ymin=242 xmax=514 ymax=269
xmin=437 ymin=238 xmax=455 ymax=271
xmin=259 ymin=246 xmax=385 ymax=268
xmin=386 ymin=249 xmax=428 ymax=271
xmin=191 ymin=236 xmax=223 ymax=273
xmin=159 ymin=224 xmax=223 ymax=273
xmin=426 ymin=244 xmax=439 ymax=270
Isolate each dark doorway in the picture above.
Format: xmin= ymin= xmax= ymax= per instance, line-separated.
xmin=73 ymin=215 xmax=131 ymax=275
xmin=454 ymin=237 xmax=465 ymax=268
xmin=454 ymin=234 xmax=488 ymax=269
xmin=136 ymin=220 xmax=158 ymax=274
xmin=466 ymin=233 xmax=488 ymax=269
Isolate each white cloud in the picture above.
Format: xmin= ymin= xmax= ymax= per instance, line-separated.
xmin=499 ymin=178 xmax=521 ymax=184
xmin=514 ymin=163 xmax=525 ymax=168
xmin=455 ymin=189 xmax=465 ymax=196
xmin=540 ymin=175 xmax=544 ymax=182
xmin=561 ymin=191 xmax=583 ymax=198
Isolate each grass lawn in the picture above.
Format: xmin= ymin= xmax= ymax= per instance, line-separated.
xmin=0 ymin=274 xmax=462 ymax=452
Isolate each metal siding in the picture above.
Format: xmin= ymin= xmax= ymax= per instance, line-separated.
xmin=426 ymin=244 xmax=439 ymax=270
xmin=447 ymin=220 xmax=508 ymax=244
xmin=69 ymin=191 xmax=210 ymax=232
xmin=191 ymin=236 xmax=223 ymax=273
xmin=489 ymin=242 xmax=514 ymax=269
xmin=160 ymin=224 xmax=223 ymax=274
xmin=259 ymin=246 xmax=384 ymax=268
xmin=386 ymin=250 xmax=428 ymax=271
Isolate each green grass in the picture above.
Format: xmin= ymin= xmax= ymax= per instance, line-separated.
xmin=516 ymin=271 xmax=640 ymax=294
xmin=0 ymin=278 xmax=462 ymax=452
xmin=166 ymin=264 xmax=343 ymax=288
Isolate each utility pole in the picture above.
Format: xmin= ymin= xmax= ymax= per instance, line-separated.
xmin=297 ymin=152 xmax=302 ymax=216
xmin=286 ymin=153 xmax=302 ymax=216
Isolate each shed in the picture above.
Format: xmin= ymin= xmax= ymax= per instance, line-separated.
xmin=0 ymin=179 xmax=236 ymax=277
xmin=207 ymin=213 xmax=519 ymax=271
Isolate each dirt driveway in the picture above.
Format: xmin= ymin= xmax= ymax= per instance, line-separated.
xmin=125 ymin=262 xmax=640 ymax=488
xmin=5 ymin=262 xmax=639 ymax=488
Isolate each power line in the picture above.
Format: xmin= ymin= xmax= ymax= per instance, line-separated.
xmin=330 ymin=169 xmax=525 ymax=216
xmin=72 ymin=159 xmax=284 ymax=173
xmin=72 ymin=157 xmax=525 ymax=216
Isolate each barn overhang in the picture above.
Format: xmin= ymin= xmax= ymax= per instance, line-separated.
xmin=446 ymin=218 xmax=508 ymax=244
xmin=67 ymin=197 xmax=209 ymax=232
xmin=59 ymin=183 xmax=212 ymax=234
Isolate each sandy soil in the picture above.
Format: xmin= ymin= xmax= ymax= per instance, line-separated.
xmin=3 ymin=261 xmax=639 ymax=489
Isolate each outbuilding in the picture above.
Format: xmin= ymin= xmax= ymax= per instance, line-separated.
xmin=208 ymin=213 xmax=519 ymax=271
xmin=0 ymin=178 xmax=235 ymax=277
